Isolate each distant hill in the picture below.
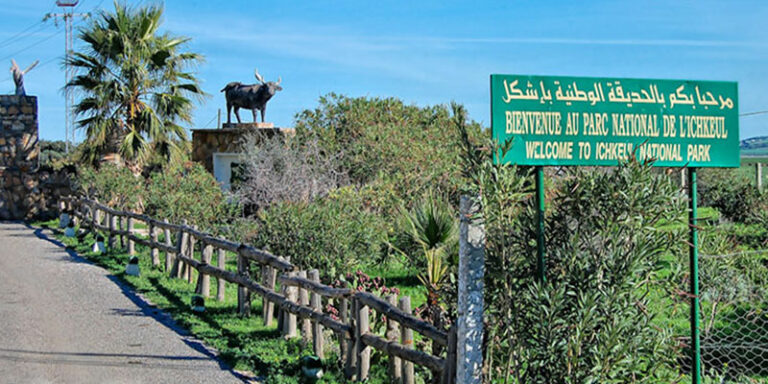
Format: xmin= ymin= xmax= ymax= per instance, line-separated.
xmin=741 ymin=136 xmax=768 ymax=157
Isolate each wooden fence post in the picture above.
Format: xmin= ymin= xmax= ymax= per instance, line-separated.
xmin=237 ymin=251 xmax=251 ymax=316
xmin=298 ymin=270 xmax=312 ymax=344
xmin=757 ymin=162 xmax=763 ymax=192
xmin=185 ymin=231 xmax=196 ymax=283
xmin=342 ymin=297 xmax=356 ymax=379
xmin=309 ymin=269 xmax=325 ymax=358
xmin=440 ymin=328 xmax=458 ymax=384
xmin=197 ymin=243 xmax=213 ymax=298
xmin=276 ymin=257 xmax=290 ymax=331
xmin=164 ymin=227 xmax=173 ymax=272
xmin=171 ymin=228 xmax=187 ymax=279
xmin=399 ymin=296 xmax=415 ymax=384
xmin=262 ymin=263 xmax=277 ymax=326
xmin=284 ymin=272 xmax=298 ymax=339
xmin=93 ymin=202 xmax=101 ymax=229
xmin=216 ymin=247 xmax=226 ymax=301
xmin=118 ymin=216 xmax=125 ymax=249
xmin=127 ymin=217 xmax=135 ymax=255
xmin=149 ymin=222 xmax=159 ymax=267
xmin=355 ymin=300 xmax=371 ymax=381
xmin=387 ymin=294 xmax=402 ymax=382
xmin=108 ymin=214 xmax=117 ymax=249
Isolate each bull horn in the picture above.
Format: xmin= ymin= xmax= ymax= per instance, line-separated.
xmin=254 ymin=69 xmax=264 ymax=84
xmin=276 ymin=76 xmax=281 ymax=85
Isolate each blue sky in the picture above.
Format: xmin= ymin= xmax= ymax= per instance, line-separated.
xmin=1 ymin=0 xmax=767 ymax=141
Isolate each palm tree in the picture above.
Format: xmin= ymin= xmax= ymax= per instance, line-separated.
xmin=67 ymin=2 xmax=204 ymax=167
xmin=393 ymin=191 xmax=458 ymax=331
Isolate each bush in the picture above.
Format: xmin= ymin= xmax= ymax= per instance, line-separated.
xmin=75 ymin=163 xmax=142 ymax=211
xmin=699 ymin=168 xmax=768 ymax=224
xmin=253 ymin=186 xmax=387 ymax=280
xmin=144 ymin=162 xmax=237 ymax=232
xmin=294 ymin=93 xmax=483 ymax=213
xmin=236 ymin=132 xmax=345 ymax=208
xmin=457 ymin=106 xmax=685 ymax=381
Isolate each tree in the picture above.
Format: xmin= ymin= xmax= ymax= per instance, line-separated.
xmin=67 ymin=2 xmax=204 ymax=168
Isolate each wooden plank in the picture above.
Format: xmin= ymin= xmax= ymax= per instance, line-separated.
xmin=237 ymin=253 xmax=251 ymax=316
xmin=200 ymin=236 xmax=241 ymax=253
xmin=298 ymin=271 xmax=312 ymax=344
xmin=197 ymin=244 xmax=213 ymax=298
xmin=164 ymin=227 xmax=173 ymax=272
xmin=262 ymin=265 xmax=277 ymax=326
xmin=309 ymin=269 xmax=324 ymax=358
xmin=216 ymin=247 xmax=226 ymax=302
xmin=118 ymin=216 xmax=125 ymax=249
xmin=356 ymin=292 xmax=448 ymax=347
xmin=277 ymin=275 xmax=353 ymax=298
xmin=108 ymin=214 xmax=117 ymax=249
xmin=356 ymin=300 xmax=371 ymax=381
xmin=170 ymin=229 xmax=186 ymax=279
xmin=387 ymin=294 xmax=402 ymax=382
xmin=186 ymin=231 xmax=196 ymax=283
xmin=360 ymin=334 xmax=445 ymax=373
xmin=149 ymin=222 xmax=159 ymax=267
xmin=441 ymin=327 xmax=457 ymax=384
xmin=400 ymin=296 xmax=415 ymax=384
xmin=341 ymin=297 xmax=355 ymax=379
xmin=127 ymin=217 xmax=135 ymax=255
xmin=284 ymin=272 xmax=298 ymax=339
xmin=239 ymin=246 xmax=294 ymax=272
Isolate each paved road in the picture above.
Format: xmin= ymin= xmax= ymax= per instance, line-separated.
xmin=0 ymin=222 xmax=244 ymax=384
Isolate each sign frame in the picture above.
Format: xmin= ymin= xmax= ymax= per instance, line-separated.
xmin=490 ymin=74 xmax=742 ymax=384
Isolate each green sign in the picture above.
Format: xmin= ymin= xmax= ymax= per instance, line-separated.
xmin=491 ymin=74 xmax=740 ymax=167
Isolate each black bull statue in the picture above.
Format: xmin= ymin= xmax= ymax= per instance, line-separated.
xmin=221 ymin=69 xmax=282 ymax=124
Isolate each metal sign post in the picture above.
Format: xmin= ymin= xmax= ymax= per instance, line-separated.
xmin=688 ymin=168 xmax=701 ymax=384
xmin=535 ymin=166 xmax=546 ymax=282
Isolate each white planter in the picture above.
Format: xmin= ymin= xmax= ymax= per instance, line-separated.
xmin=92 ymin=241 xmax=105 ymax=254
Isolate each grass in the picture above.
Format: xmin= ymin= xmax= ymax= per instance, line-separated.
xmin=647 ymin=204 xmax=768 ymax=383
xmin=36 ymin=218 xmax=423 ymax=383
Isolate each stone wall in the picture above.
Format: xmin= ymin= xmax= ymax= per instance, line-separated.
xmin=0 ymin=95 xmax=38 ymax=170
xmin=192 ymin=126 xmax=293 ymax=173
xmin=0 ymin=95 xmax=72 ymax=220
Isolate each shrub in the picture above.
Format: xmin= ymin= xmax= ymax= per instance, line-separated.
xmin=253 ymin=186 xmax=387 ymax=280
xmin=75 ymin=163 xmax=142 ymax=211
xmin=457 ymin=111 xmax=685 ymax=381
xmin=236 ymin=132 xmax=345 ymax=208
xmin=294 ymin=93 xmax=483 ymax=212
xmin=144 ymin=162 xmax=237 ymax=232
xmin=699 ymin=168 xmax=768 ymax=224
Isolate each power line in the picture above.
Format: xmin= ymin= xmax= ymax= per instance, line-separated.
xmin=0 ymin=22 xmax=51 ymax=50
xmin=0 ymin=31 xmax=61 ymax=63
xmin=740 ymin=110 xmax=768 ymax=117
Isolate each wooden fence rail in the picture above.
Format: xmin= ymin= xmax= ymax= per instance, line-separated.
xmin=59 ymin=196 xmax=456 ymax=383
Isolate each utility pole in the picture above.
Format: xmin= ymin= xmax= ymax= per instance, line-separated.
xmin=44 ymin=1 xmax=89 ymax=154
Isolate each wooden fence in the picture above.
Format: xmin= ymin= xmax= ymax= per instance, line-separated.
xmin=60 ymin=196 xmax=457 ymax=383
